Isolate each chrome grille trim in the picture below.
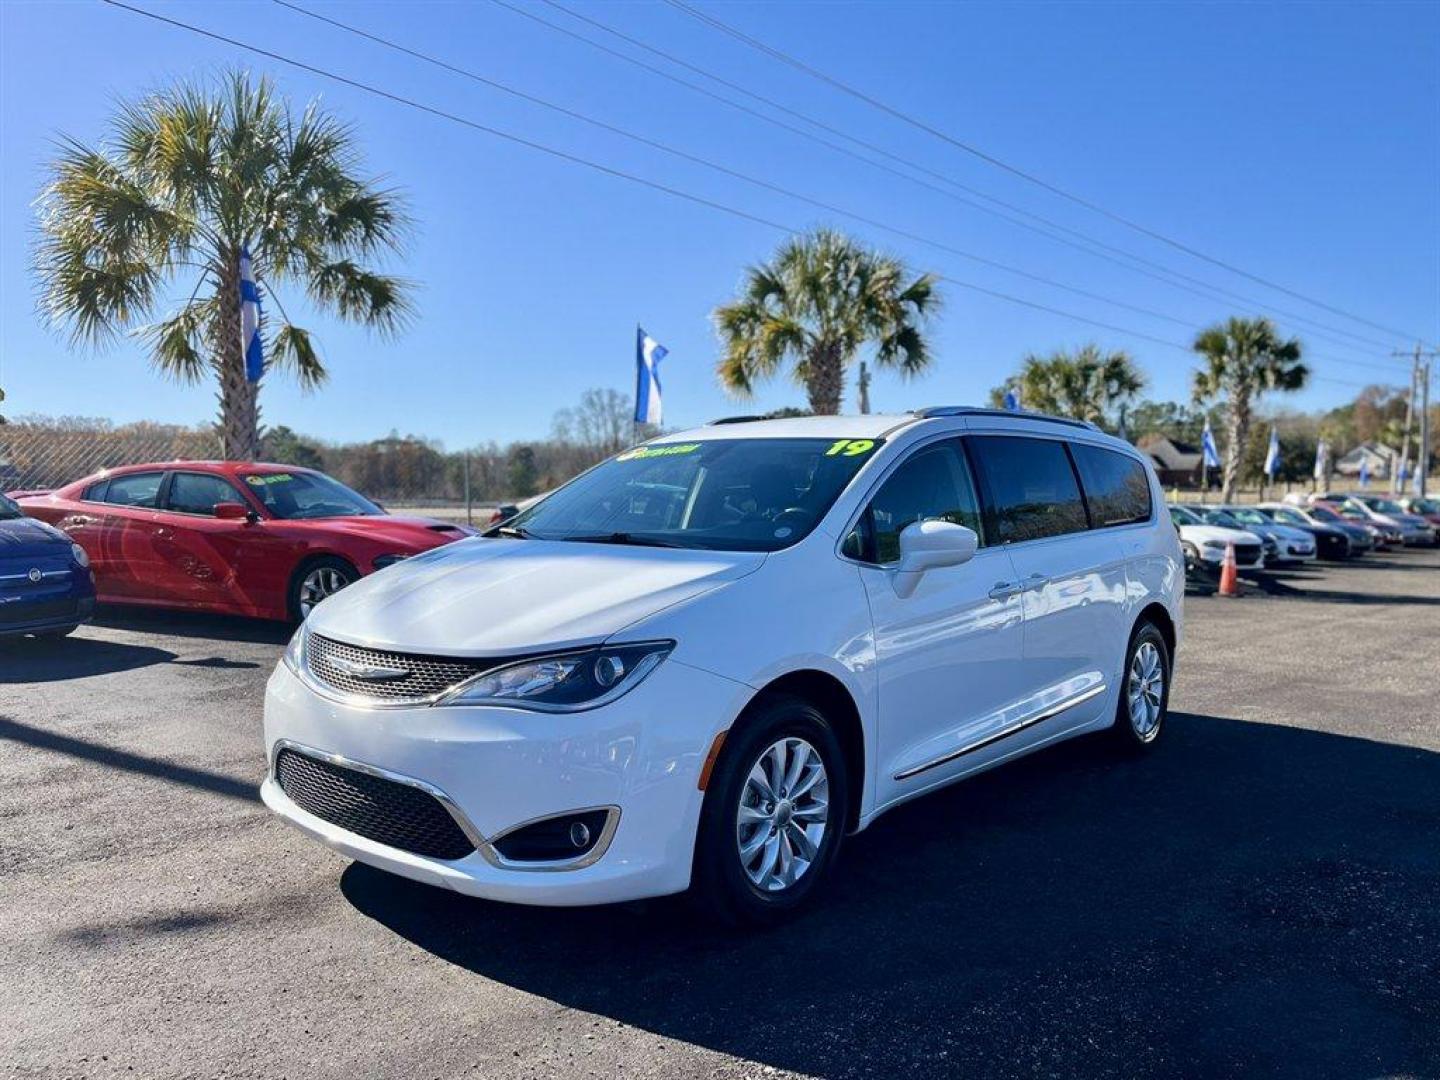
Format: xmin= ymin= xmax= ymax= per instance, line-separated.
xmin=305 ymin=634 xmax=495 ymax=704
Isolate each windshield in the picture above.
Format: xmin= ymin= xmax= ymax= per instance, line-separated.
xmin=503 ymin=437 xmax=883 ymax=552
xmin=240 ymin=471 xmax=382 ymax=520
xmin=1228 ymin=508 xmax=1270 ymax=526
xmin=1202 ymin=510 xmax=1243 ymax=529
xmin=1309 ymin=506 xmax=1343 ymax=524
xmin=1411 ymin=498 xmax=1438 ymax=514
xmin=1363 ymin=497 xmax=1403 ymax=514
xmin=0 ymin=492 xmax=20 ymax=520
xmin=1168 ymin=506 xmax=1201 ymax=526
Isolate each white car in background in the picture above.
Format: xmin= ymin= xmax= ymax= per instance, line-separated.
xmin=1167 ymin=504 xmax=1265 ymax=573
xmin=262 ymin=408 xmax=1184 ymax=925
xmin=1205 ymin=505 xmax=1317 ymax=565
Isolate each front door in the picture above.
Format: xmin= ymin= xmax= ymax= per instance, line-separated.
xmin=848 ymin=437 xmax=1028 ymax=807
xmin=150 ymin=471 xmax=260 ymax=610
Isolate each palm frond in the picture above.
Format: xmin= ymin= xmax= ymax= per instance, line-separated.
xmin=269 ymin=324 xmax=328 ymax=390
xmin=307 ymin=260 xmax=414 ymax=336
xmin=133 ymin=298 xmax=213 ymax=383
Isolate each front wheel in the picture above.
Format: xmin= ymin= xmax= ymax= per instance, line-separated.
xmin=691 ymin=695 xmax=849 ymax=927
xmin=289 ymin=557 xmax=358 ymax=621
xmin=1112 ymin=622 xmax=1172 ymax=753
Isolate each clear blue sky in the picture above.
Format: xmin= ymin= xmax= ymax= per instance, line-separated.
xmin=2 ymin=0 xmax=1436 ymax=449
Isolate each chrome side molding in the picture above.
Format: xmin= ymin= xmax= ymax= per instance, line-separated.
xmin=894 ymin=683 xmax=1107 ymax=781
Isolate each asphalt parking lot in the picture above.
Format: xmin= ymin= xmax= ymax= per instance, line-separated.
xmin=3 ymin=552 xmax=1438 ymax=1080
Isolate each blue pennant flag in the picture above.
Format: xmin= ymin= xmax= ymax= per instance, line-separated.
xmin=1002 ymin=388 xmax=1021 ymax=412
xmin=1359 ymin=458 xmax=1370 ymax=488
xmin=635 ymin=326 xmax=668 ymax=426
xmin=239 ymin=246 xmax=264 ymax=383
xmin=1314 ymin=438 xmax=1328 ymax=481
xmin=1201 ymin=419 xmax=1221 ymax=469
xmin=1263 ymin=426 xmax=1281 ymax=479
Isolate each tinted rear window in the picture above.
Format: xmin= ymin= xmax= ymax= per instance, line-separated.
xmin=968 ymin=436 xmax=1088 ymax=543
xmin=102 ymin=472 xmax=165 ymax=508
xmin=1070 ymin=444 xmax=1152 ymax=528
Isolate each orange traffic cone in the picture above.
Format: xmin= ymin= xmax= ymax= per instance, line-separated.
xmin=1218 ymin=541 xmax=1240 ymax=597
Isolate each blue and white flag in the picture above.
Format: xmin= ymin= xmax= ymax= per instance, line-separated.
xmin=1313 ymin=438 xmax=1328 ymax=481
xmin=1201 ymin=419 xmax=1221 ymax=469
xmin=1002 ymin=388 xmax=1021 ymax=412
xmin=239 ymin=246 xmax=264 ymax=383
xmin=1263 ymin=426 xmax=1281 ymax=479
xmin=634 ymin=326 xmax=667 ymax=426
xmin=1359 ymin=458 xmax=1370 ymax=488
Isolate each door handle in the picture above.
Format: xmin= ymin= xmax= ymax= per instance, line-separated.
xmin=988 ymin=581 xmax=1023 ymax=601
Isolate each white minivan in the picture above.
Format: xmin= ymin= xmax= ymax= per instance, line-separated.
xmin=262 ymin=408 xmax=1183 ymax=924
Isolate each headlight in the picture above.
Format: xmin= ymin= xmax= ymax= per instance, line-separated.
xmin=70 ymin=543 xmax=90 ymax=568
xmin=283 ymin=623 xmax=309 ymax=675
xmin=373 ymin=553 xmax=409 ymax=570
xmin=439 ymin=641 xmax=673 ymax=712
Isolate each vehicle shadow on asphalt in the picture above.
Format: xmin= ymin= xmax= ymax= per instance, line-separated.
xmin=0 ymin=715 xmax=261 ymax=804
xmin=93 ymin=605 xmax=293 ymax=645
xmin=1250 ymin=576 xmax=1440 ymax=606
xmin=340 ymin=713 xmax=1440 ymax=1079
xmin=0 ymin=634 xmax=263 ymax=682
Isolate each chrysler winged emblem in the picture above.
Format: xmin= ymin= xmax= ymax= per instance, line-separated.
xmin=330 ymin=655 xmax=410 ymax=681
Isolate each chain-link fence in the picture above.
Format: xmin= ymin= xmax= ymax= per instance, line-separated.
xmin=0 ymin=419 xmax=616 ymax=525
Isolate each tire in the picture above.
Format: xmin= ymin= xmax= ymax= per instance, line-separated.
xmin=691 ymin=694 xmax=849 ymax=927
xmin=1111 ymin=621 xmax=1172 ymax=753
xmin=288 ymin=556 xmax=359 ymax=622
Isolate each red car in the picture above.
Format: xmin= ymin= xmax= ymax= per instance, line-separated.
xmin=14 ymin=462 xmax=473 ymax=621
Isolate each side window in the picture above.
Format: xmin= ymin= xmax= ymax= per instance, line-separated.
xmin=850 ymin=440 xmax=982 ymax=563
xmin=167 ymin=473 xmax=244 ymax=516
xmin=1070 ymin=444 xmax=1152 ymax=528
xmin=84 ymin=479 xmax=110 ymax=502
xmin=101 ymin=472 xmax=165 ymax=509
xmin=968 ymin=436 xmax=1088 ymax=543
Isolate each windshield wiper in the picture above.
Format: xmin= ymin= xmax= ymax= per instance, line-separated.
xmin=495 ymin=525 xmax=535 ymax=539
xmin=559 ymin=531 xmax=687 ymax=549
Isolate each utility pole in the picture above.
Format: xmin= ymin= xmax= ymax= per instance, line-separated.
xmin=1392 ymin=345 xmax=1439 ymax=497
xmin=857 ymin=360 xmax=871 ymax=415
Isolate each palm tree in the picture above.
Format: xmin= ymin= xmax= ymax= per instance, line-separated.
xmin=1191 ymin=316 xmax=1307 ymax=502
xmin=32 ymin=71 xmax=412 ymax=460
xmin=990 ymin=344 xmax=1145 ymax=428
xmin=713 ymin=229 xmax=940 ymax=415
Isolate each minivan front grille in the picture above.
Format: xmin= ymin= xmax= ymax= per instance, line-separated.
xmin=1233 ymin=542 xmax=1262 ymax=566
xmin=306 ymin=634 xmax=491 ymax=701
xmin=275 ymin=748 xmax=476 ymax=860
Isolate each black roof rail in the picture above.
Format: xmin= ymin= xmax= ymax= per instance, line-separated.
xmin=910 ymin=405 xmax=1100 ymax=431
xmin=706 ymin=415 xmax=769 ymax=425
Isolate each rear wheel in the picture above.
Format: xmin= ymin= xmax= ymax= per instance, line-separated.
xmin=691 ymin=695 xmax=849 ymax=927
xmin=1112 ymin=622 xmax=1171 ymax=753
xmin=289 ymin=557 xmax=358 ymax=621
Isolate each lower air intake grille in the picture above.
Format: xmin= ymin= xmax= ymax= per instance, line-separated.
xmin=275 ymin=748 xmax=476 ymax=860
xmin=1234 ymin=542 xmax=1262 ymax=565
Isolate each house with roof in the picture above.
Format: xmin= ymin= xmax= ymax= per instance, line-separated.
xmin=1336 ymin=442 xmax=1396 ymax=480
xmin=1136 ymin=433 xmax=1204 ymax=487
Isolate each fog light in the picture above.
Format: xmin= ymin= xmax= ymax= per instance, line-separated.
xmin=492 ymin=809 xmax=612 ymax=863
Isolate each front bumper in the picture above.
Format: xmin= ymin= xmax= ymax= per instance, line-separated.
xmin=262 ymin=655 xmax=751 ymax=906
xmin=0 ymin=593 xmax=95 ymax=637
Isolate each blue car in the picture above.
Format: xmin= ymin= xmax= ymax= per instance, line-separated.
xmin=0 ymin=491 xmax=95 ymax=639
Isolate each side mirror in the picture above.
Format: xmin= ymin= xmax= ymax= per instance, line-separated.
xmin=214 ymin=502 xmax=256 ymax=523
xmin=892 ymin=519 xmax=978 ymax=598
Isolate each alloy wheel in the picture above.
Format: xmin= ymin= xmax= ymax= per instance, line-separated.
xmin=299 ymin=566 xmax=352 ymax=617
xmin=736 ymin=736 xmax=829 ymax=893
xmin=1128 ymin=641 xmax=1165 ymax=740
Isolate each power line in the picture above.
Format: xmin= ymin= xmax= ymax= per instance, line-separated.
xmin=663 ymin=0 xmax=1429 ymax=346
xmin=514 ymin=0 xmax=1406 ymax=358
xmin=98 ymin=0 xmax=1390 ymax=397
xmin=271 ymin=0 xmax=1214 ymax=336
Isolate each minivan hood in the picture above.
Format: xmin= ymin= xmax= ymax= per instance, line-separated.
xmin=306 ymin=537 xmax=766 ymax=655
